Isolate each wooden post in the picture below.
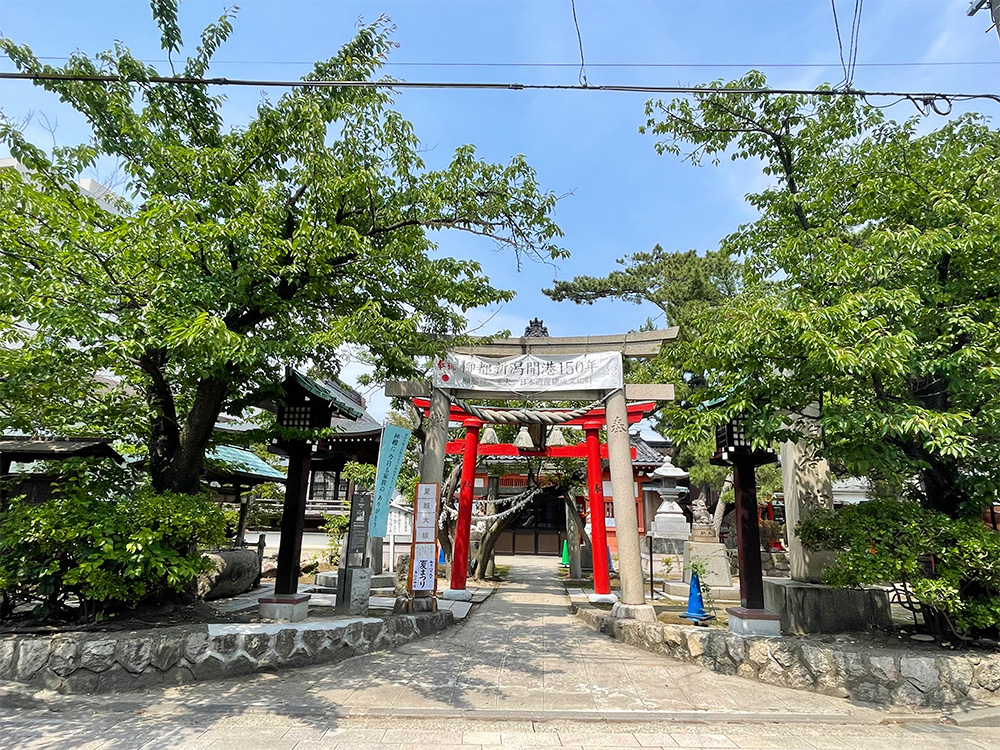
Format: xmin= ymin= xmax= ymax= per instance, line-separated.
xmin=274 ymin=441 xmax=311 ymax=596
xmin=733 ymin=456 xmax=765 ymax=610
xmin=234 ymin=483 xmax=249 ymax=548
xmin=584 ymin=421 xmax=611 ymax=596
xmin=449 ymin=419 xmax=481 ymax=594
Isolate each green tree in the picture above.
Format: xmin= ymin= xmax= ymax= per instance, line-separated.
xmin=0 ymin=4 xmax=564 ymax=495
xmin=642 ymin=72 xmax=1000 ymax=519
xmin=544 ymin=246 xmax=740 ymax=333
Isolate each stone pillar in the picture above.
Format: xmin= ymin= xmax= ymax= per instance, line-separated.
xmin=606 ymin=388 xmax=655 ymax=621
xmin=584 ymin=420 xmax=613 ymax=601
xmin=781 ymin=427 xmax=836 ymax=583
xmin=412 ymin=386 xmax=450 ymax=611
xmin=421 ymin=387 xmax=450 ymax=486
xmin=565 ymin=499 xmax=583 ymax=580
xmin=445 ymin=419 xmax=479 ymax=601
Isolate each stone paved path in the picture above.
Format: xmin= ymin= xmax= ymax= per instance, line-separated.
xmin=2 ymin=556 xmax=999 ymax=749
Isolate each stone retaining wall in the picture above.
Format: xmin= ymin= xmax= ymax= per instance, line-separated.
xmin=0 ymin=611 xmax=452 ymax=694
xmin=576 ymin=606 xmax=1000 ymax=709
xmin=761 ymin=551 xmax=791 ymax=577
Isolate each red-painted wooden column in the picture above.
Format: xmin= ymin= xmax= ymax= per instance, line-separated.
xmin=584 ymin=420 xmax=611 ymax=596
xmin=450 ymin=418 xmax=482 ymax=592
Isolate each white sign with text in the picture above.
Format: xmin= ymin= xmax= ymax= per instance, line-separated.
xmin=432 ymin=351 xmax=623 ymax=392
xmin=409 ymin=483 xmax=440 ymax=593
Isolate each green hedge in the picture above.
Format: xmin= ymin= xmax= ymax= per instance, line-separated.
xmin=799 ymin=499 xmax=1000 ymax=639
xmin=0 ymin=462 xmax=226 ymax=621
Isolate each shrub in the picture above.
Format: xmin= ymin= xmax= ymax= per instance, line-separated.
xmin=0 ymin=461 xmax=226 ymax=621
xmin=321 ymin=513 xmax=350 ymax=565
xmin=799 ymin=499 xmax=1000 ymax=639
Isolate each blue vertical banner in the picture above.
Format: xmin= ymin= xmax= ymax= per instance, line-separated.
xmin=368 ymin=424 xmax=412 ymax=538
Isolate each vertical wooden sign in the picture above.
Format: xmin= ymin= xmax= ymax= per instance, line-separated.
xmin=409 ymin=482 xmax=439 ymax=594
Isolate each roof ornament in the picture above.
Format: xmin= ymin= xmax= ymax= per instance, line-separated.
xmin=523 ymin=318 xmax=549 ymax=338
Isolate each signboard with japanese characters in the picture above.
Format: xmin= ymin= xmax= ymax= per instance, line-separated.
xmin=432 ymin=351 xmax=623 ymax=392
xmin=368 ymin=425 xmax=412 ymax=539
xmin=409 ymin=483 xmax=439 ymax=593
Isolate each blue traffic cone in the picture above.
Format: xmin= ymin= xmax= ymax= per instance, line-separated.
xmin=438 ymin=547 xmax=446 ymax=566
xmin=607 ymin=545 xmax=615 ymax=575
xmin=681 ymin=572 xmax=716 ymax=624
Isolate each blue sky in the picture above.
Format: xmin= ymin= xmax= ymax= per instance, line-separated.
xmin=2 ymin=1 xmax=998 ymax=416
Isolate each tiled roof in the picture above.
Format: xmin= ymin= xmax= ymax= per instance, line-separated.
xmin=630 ymin=433 xmax=666 ymax=467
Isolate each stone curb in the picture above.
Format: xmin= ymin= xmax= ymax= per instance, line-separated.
xmin=0 ymin=610 xmax=453 ymax=694
xmin=572 ymin=602 xmax=1000 ymax=709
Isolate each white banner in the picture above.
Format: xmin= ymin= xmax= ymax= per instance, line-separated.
xmin=432 ymin=351 xmax=623 ymax=392
xmin=410 ymin=483 xmax=439 ymax=593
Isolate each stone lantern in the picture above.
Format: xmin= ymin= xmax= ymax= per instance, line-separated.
xmin=648 ymin=456 xmax=691 ymax=554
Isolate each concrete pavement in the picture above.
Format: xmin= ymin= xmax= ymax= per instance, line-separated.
xmin=2 ymin=556 xmax=999 ymax=749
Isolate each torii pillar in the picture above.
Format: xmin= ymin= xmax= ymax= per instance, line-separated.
xmin=607 ymin=387 xmax=656 ymax=621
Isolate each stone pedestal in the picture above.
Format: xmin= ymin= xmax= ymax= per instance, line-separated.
xmin=611 ymin=602 xmax=657 ymax=621
xmin=589 ymin=592 xmax=619 ymax=605
xmin=334 ymin=567 xmax=370 ymax=616
xmin=726 ymin=606 xmax=781 ymax=636
xmin=652 ymin=500 xmax=690 ymax=545
xmin=682 ymin=526 xmax=732 ymax=588
xmin=408 ymin=595 xmax=437 ymax=613
xmin=258 ymin=593 xmax=310 ymax=622
xmin=763 ymin=579 xmax=891 ymax=635
xmin=441 ymin=587 xmax=473 ymax=602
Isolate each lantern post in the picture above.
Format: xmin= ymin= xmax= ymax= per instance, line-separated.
xmin=711 ymin=416 xmax=782 ymax=636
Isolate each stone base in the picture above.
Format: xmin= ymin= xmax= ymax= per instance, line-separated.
xmin=682 ymin=540 xmax=732 ymax=588
xmin=611 ymin=602 xmax=657 ymax=622
xmin=441 ymin=588 xmax=473 ymax=602
xmin=726 ymin=606 xmax=781 ymax=636
xmin=258 ymin=593 xmax=310 ymax=622
xmin=588 ymin=592 xmax=619 ymax=605
xmin=315 ymin=570 xmax=396 ymax=589
xmin=335 ymin=567 xmax=371 ymax=616
xmin=763 ymin=578 xmax=891 ymax=635
xmin=651 ymin=537 xmax=686 ymax=555
xmin=408 ymin=594 xmax=437 ymax=612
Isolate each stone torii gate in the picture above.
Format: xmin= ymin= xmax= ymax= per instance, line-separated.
xmin=388 ymin=326 xmax=677 ymax=621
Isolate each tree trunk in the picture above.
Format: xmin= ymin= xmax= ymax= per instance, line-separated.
xmin=920 ymin=458 xmax=965 ymax=519
xmin=158 ymin=374 xmax=231 ymax=495
xmin=436 ymin=462 xmax=463 ymax=572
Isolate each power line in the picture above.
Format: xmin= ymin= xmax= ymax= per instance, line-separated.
xmin=1 ymin=70 xmax=997 ymax=109
xmin=569 ymin=0 xmax=589 ymax=87
xmin=23 ymin=56 xmax=1000 ymax=71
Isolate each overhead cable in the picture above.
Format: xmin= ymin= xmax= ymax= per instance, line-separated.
xmin=26 ymin=57 xmax=1000 ymax=70
xmin=1 ymin=71 xmax=997 ymax=110
xmin=569 ymin=0 xmax=590 ymax=87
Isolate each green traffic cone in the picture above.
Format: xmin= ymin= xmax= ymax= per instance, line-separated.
xmin=560 ymin=540 xmax=570 ymax=567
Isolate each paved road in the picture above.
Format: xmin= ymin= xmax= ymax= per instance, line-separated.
xmin=2 ymin=556 xmax=999 ymax=749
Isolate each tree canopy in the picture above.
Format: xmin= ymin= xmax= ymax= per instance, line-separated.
xmin=641 ymin=73 xmax=1000 ymax=519
xmin=544 ymin=246 xmax=740 ymax=333
xmin=0 ymin=3 xmax=564 ymax=494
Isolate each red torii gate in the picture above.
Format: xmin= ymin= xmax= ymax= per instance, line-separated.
xmin=412 ymin=398 xmax=656 ymax=597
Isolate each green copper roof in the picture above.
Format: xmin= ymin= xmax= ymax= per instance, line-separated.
xmin=290 ymin=371 xmax=364 ymax=420
xmin=207 ymin=445 xmax=285 ymax=481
